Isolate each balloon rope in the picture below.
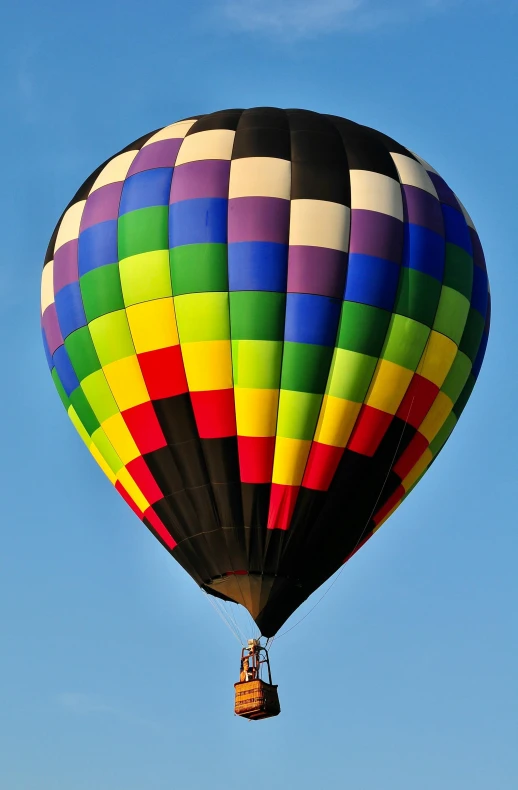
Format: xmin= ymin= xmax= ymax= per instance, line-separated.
xmin=203 ymin=591 xmax=244 ymax=646
xmin=273 ymin=395 xmax=417 ymax=643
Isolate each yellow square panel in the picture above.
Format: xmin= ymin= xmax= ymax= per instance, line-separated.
xmin=126 ymin=297 xmax=179 ymax=353
xmin=229 ymin=157 xmax=291 ymax=199
xmin=289 ymin=199 xmax=350 ymax=251
xmin=142 ymin=120 xmax=196 ymax=146
xmin=272 ymin=437 xmax=312 ymax=486
xmin=181 ymin=340 xmax=233 ymax=391
xmin=350 ymin=170 xmax=403 ymax=220
xmin=67 ymin=405 xmax=90 ymax=446
xmin=116 ymin=467 xmax=149 ymax=514
xmin=175 ymin=129 xmax=235 ymax=166
xmin=90 ymin=443 xmax=117 ymax=484
xmin=102 ymin=356 xmax=150 ymax=411
xmin=417 ymin=331 xmax=457 ymax=388
xmin=314 ymin=396 xmax=362 ymax=448
xmin=89 ymin=151 xmax=138 ymax=193
xmin=390 ymin=153 xmax=438 ymax=198
xmin=234 ymin=388 xmax=279 ymax=436
xmin=419 ymin=392 xmax=454 ymax=442
xmin=55 ymin=201 xmax=86 ymax=252
xmin=101 ymin=413 xmax=140 ymax=464
xmin=402 ymin=447 xmax=433 ymax=492
xmin=365 ymin=360 xmax=413 ymax=415
xmin=41 ymin=260 xmax=55 ymax=313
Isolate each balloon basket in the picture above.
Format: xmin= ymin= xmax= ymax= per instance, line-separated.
xmin=234 ymin=679 xmax=281 ymax=720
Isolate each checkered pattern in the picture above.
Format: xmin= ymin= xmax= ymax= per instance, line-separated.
xmin=41 ymin=109 xmax=490 ymax=637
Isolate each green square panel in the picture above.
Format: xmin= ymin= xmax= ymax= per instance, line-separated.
xmin=80 ymin=264 xmax=125 ymax=322
xmin=277 ymin=390 xmax=323 ymax=440
xmin=91 ymin=428 xmax=124 ymax=474
xmin=119 ymin=251 xmax=172 ymax=306
xmin=441 ymin=350 xmax=472 ymax=404
xmin=118 ymin=207 xmax=168 ymax=259
xmin=326 ymin=348 xmax=378 ymax=402
xmin=69 ymin=386 xmax=100 ymax=436
xmin=51 ymin=368 xmax=70 ymax=410
xmin=433 ymin=286 xmax=470 ymax=345
xmin=443 ymin=244 xmax=473 ymax=300
xmin=281 ymin=342 xmax=334 ymax=394
xmin=453 ymin=374 xmax=475 ymax=418
xmin=393 ymin=268 xmax=442 ymax=327
xmin=81 ymin=370 xmax=120 ymax=423
xmin=170 ymin=244 xmax=228 ymax=295
xmin=232 ymin=340 xmax=283 ymax=389
xmin=336 ymin=301 xmax=391 ymax=357
xmin=89 ymin=311 xmax=135 ymax=366
xmin=65 ymin=327 xmax=101 ymax=381
xmin=459 ymin=307 xmax=485 ymax=362
xmin=381 ymin=314 xmax=429 ymax=371
xmin=229 ymin=291 xmax=286 ymax=341
xmin=429 ymin=412 xmax=456 ymax=456
xmin=174 ymin=292 xmax=230 ymax=342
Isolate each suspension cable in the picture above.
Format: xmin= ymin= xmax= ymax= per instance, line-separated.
xmin=273 ymin=395 xmax=417 ymax=643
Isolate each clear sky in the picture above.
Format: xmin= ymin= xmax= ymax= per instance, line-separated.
xmin=1 ymin=1 xmax=517 ymax=788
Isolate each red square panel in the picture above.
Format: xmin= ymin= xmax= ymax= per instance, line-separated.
xmin=138 ymin=346 xmax=188 ymax=400
xmin=190 ymin=389 xmax=236 ymax=438
xmin=115 ymin=480 xmax=143 ymax=519
xmin=347 ymin=405 xmax=393 ymax=457
xmin=396 ymin=374 xmax=439 ymax=429
xmin=144 ymin=506 xmax=177 ymax=550
xmin=238 ymin=436 xmax=275 ymax=484
xmin=393 ymin=432 xmax=428 ymax=480
xmin=122 ymin=401 xmax=167 ymax=455
xmin=267 ymin=483 xmax=299 ymax=531
xmin=126 ymin=456 xmax=164 ymax=505
xmin=373 ymin=485 xmax=405 ymax=525
xmin=302 ymin=442 xmax=344 ymax=491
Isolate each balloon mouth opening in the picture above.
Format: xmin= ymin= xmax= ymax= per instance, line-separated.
xmin=204 ymin=572 xmax=278 ymax=621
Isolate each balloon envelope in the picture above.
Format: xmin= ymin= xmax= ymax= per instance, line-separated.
xmin=41 ymin=108 xmax=490 ymax=636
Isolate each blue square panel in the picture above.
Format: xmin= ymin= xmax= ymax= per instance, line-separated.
xmin=169 ymin=198 xmax=228 ymax=247
xmin=442 ymin=204 xmax=472 ymax=253
xmin=55 ymin=282 xmax=87 ymax=339
xmin=403 ymin=224 xmax=444 ymax=282
xmin=78 ymin=220 xmax=118 ymax=276
xmin=119 ymin=168 xmax=174 ymax=215
xmin=228 ymin=242 xmax=288 ymax=292
xmin=52 ymin=345 xmax=80 ymax=396
xmin=344 ymin=254 xmax=400 ymax=311
xmin=284 ymin=293 xmax=341 ymax=346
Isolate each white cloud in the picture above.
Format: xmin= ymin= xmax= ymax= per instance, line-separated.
xmin=222 ymin=0 xmax=363 ymax=36
xmin=57 ymin=692 xmax=160 ymax=731
xmin=218 ymin=0 xmax=485 ymax=38
xmin=57 ymin=692 xmax=115 ymax=715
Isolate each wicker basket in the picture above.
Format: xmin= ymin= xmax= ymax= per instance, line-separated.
xmin=234 ymin=679 xmax=281 ymax=720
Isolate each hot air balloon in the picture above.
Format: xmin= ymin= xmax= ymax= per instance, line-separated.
xmin=41 ymin=108 xmax=490 ymax=719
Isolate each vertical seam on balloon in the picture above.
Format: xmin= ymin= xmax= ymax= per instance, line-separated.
xmin=290 ymin=115 xmax=354 ymax=504
xmin=264 ymin=108 xmax=292 ymax=543
xmin=370 ymin=153 xmax=454 ymax=521
xmin=405 ymin=167 xmax=471 ymax=450
xmin=162 ymin=116 xmax=218 ymax=557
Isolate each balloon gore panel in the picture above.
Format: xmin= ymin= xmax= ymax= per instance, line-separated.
xmin=42 ymin=110 xmax=490 ymax=636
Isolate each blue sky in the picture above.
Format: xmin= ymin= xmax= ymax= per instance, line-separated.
xmin=1 ymin=1 xmax=517 ymax=788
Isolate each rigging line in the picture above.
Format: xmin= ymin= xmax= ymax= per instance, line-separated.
xmin=212 ymin=597 xmax=243 ymax=645
xmin=225 ymin=601 xmax=247 ymax=645
xmin=203 ymin=591 xmax=243 ymax=645
xmin=274 ymin=395 xmax=417 ymax=643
